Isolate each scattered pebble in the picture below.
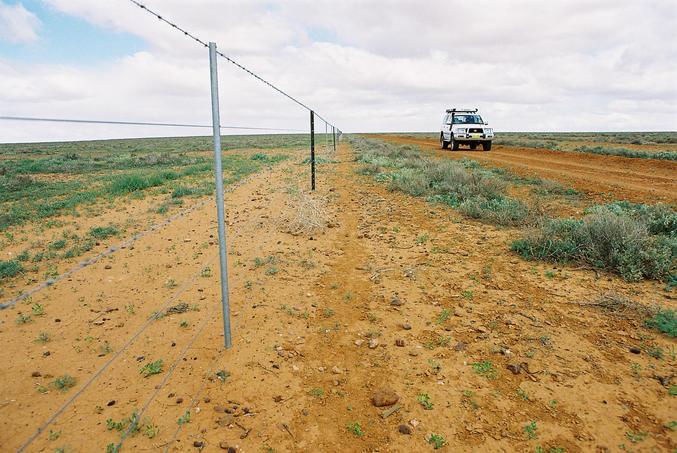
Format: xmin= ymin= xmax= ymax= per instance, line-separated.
xmin=454 ymin=342 xmax=467 ymax=352
xmin=395 ymin=339 xmax=405 ymax=347
xmin=176 ymin=397 xmax=184 ymax=404
xmin=31 ymin=371 xmax=41 ymax=377
xmin=104 ymin=264 xmax=112 ymax=270
xmin=331 ymin=366 xmax=343 ymax=374
xmin=354 ymin=339 xmax=364 ymax=347
xmin=390 ymin=294 xmax=404 ymax=306
xmin=368 ymin=338 xmax=379 ymax=349
xmin=506 ymin=364 xmax=522 ymax=375
xmin=629 ymin=347 xmax=641 ymax=354
xmin=42 ymin=351 xmax=50 ymax=357
xmin=193 ymin=441 xmax=204 ymax=448
xmin=398 ymin=424 xmax=412 ymax=435
xmin=371 ymin=387 xmax=400 ymax=407
xmin=401 ymin=322 xmax=412 ymax=330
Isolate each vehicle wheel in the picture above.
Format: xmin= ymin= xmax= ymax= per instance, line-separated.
xmin=440 ymin=134 xmax=449 ymax=149
xmin=482 ymin=141 xmax=492 ymax=151
xmin=470 ymin=144 xmax=477 ymax=150
xmin=451 ymin=137 xmax=460 ymax=151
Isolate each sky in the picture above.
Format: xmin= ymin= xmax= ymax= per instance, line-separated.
xmin=0 ymin=0 xmax=676 ymax=142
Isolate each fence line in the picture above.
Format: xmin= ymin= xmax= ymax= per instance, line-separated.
xmin=127 ymin=0 xmax=339 ymax=131
xmin=16 ymin=251 xmax=219 ymax=452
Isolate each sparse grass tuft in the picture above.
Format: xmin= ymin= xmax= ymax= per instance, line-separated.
xmin=140 ymin=359 xmax=164 ymax=377
xmin=428 ymin=433 xmax=446 ymax=449
xmin=417 ymin=393 xmax=434 ymax=410
xmin=471 ymin=361 xmax=498 ymax=379
xmin=89 ymin=225 xmax=119 ymax=239
xmin=51 ymin=375 xmax=76 ymax=392
xmin=347 ymin=421 xmax=364 ymax=437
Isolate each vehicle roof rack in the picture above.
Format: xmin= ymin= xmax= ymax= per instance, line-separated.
xmin=446 ymin=108 xmax=478 ymax=113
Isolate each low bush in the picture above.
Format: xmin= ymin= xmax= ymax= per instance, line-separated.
xmin=89 ymin=225 xmax=119 ymax=239
xmin=644 ymin=309 xmax=677 ymax=338
xmin=513 ymin=205 xmax=676 ymax=281
xmin=0 ymin=259 xmax=23 ymax=280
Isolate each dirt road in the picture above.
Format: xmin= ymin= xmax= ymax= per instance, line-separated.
xmin=1 ymin=143 xmax=675 ymax=452
xmin=373 ymin=135 xmax=677 ymax=205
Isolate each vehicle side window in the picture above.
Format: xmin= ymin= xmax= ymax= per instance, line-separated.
xmin=443 ymin=114 xmax=450 ymax=124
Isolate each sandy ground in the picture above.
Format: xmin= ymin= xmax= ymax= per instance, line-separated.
xmin=372 ymin=135 xmax=677 ymax=206
xmin=0 ymin=142 xmax=675 ymax=452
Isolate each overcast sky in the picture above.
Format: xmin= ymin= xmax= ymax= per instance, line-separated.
xmin=0 ymin=0 xmax=676 ymax=142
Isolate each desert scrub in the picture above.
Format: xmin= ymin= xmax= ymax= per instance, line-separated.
xmin=0 ymin=259 xmax=23 ymax=280
xmin=512 ymin=203 xmax=676 ymax=282
xmin=350 ymin=136 xmax=538 ymax=227
xmin=645 ymin=309 xmax=676 ymax=338
xmin=140 ymin=359 xmax=164 ymax=377
xmin=89 ymin=225 xmax=119 ymax=239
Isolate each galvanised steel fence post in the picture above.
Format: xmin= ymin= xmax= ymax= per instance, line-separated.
xmin=208 ymin=42 xmax=232 ymax=349
xmin=310 ymin=110 xmax=315 ymax=191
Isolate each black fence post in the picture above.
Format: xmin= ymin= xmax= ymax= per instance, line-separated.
xmin=332 ymin=126 xmax=336 ymax=152
xmin=310 ymin=111 xmax=315 ymax=191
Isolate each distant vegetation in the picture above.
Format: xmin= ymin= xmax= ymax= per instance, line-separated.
xmin=352 ymin=136 xmax=676 ymax=283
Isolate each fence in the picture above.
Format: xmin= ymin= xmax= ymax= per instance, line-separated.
xmin=1 ymin=1 xmax=342 ymax=451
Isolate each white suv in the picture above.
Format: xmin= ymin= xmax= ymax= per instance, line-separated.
xmin=440 ymin=109 xmax=494 ymax=151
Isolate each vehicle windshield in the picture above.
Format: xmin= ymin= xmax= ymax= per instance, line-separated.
xmin=450 ymin=114 xmax=484 ymax=124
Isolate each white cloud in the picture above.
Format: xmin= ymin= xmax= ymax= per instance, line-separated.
xmin=1 ymin=0 xmax=676 ymax=142
xmin=0 ymin=1 xmax=40 ymax=43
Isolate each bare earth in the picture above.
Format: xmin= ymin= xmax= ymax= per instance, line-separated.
xmin=0 ymin=142 xmax=675 ymax=452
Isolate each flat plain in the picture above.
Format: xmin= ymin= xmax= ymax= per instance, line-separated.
xmin=0 ymin=132 xmax=675 ymax=452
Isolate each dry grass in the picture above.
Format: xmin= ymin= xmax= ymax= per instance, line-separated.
xmin=280 ymin=191 xmax=328 ymax=236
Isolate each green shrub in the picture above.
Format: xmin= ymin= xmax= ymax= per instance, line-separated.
xmin=645 ymin=309 xmax=677 ymax=337
xmin=513 ymin=206 xmax=675 ymax=281
xmin=171 ymin=186 xmax=195 ymax=198
xmin=460 ymin=196 xmax=530 ymax=226
xmin=89 ymin=226 xmax=119 ymax=239
xmin=0 ymin=259 xmax=23 ymax=279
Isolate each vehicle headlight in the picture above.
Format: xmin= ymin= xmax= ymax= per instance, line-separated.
xmin=455 ymin=128 xmax=467 ymax=134
xmin=484 ymin=128 xmax=493 ymax=134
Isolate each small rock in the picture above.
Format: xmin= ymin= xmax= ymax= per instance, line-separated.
xmin=410 ymin=419 xmax=420 ymax=427
xmin=354 ymin=339 xmax=364 ymax=347
xmin=193 ymin=440 xmax=204 ymax=448
xmin=273 ymin=395 xmax=283 ymax=403
xmin=454 ymin=342 xmax=467 ymax=351
xmin=318 ymin=367 xmax=325 ymax=372
xmin=398 ymin=424 xmax=413 ymax=435
xmin=395 ymin=339 xmax=405 ymax=347
xmin=31 ymin=371 xmax=41 ymax=377
xmin=371 ymin=387 xmax=399 ymax=407
xmin=104 ymin=264 xmax=112 ymax=270
xmin=629 ymin=347 xmax=641 ymax=354
xmin=214 ymin=405 xmax=225 ymax=413
xmin=107 ymin=400 xmax=116 ymax=406
xmin=204 ymin=397 xmax=211 ymax=403
xmin=401 ymin=322 xmax=412 ymax=330
xmin=408 ymin=350 xmax=419 ymax=357
xmin=42 ymin=351 xmax=50 ymax=357
xmin=506 ymin=364 xmax=522 ymax=375
xmin=390 ymin=294 xmax=404 ymax=306
xmin=176 ymin=397 xmax=184 ymax=404
xmin=368 ymin=338 xmax=379 ymax=349
xmin=331 ymin=366 xmax=343 ymax=374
